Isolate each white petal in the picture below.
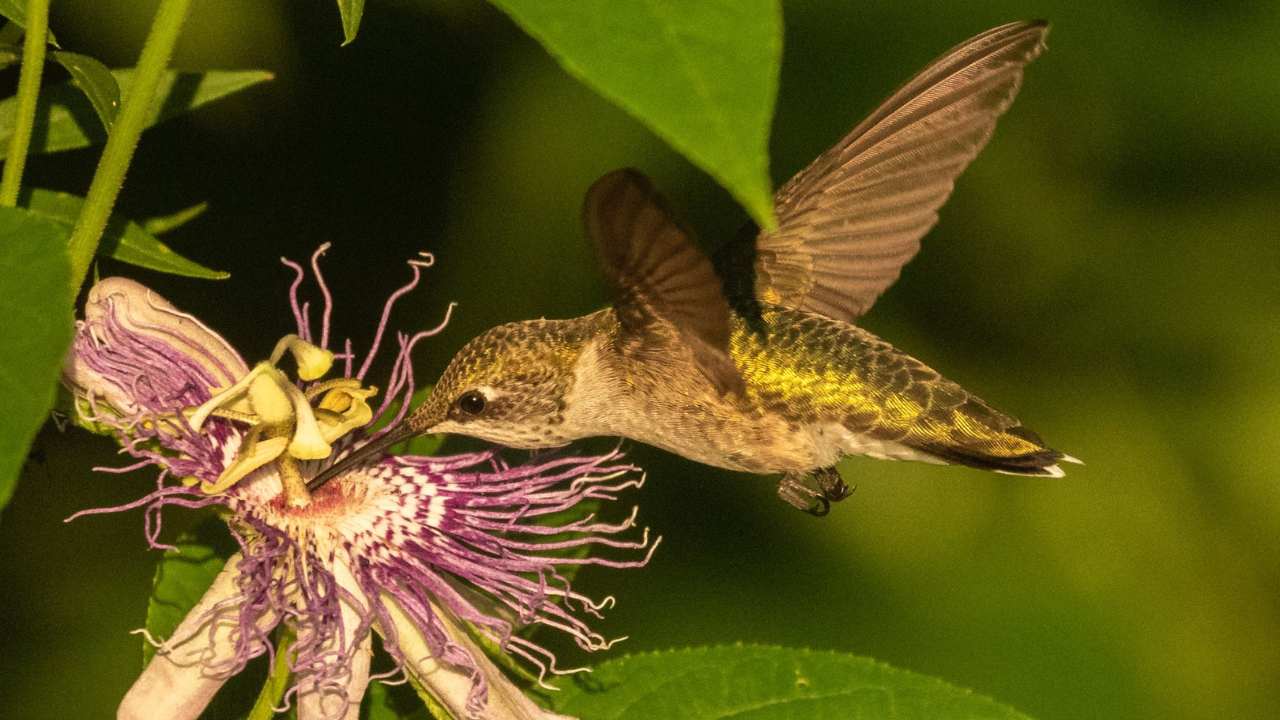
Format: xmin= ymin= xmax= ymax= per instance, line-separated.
xmin=297 ymin=561 xmax=373 ymax=720
xmin=118 ymin=553 xmax=277 ymax=720
xmin=74 ymin=278 xmax=249 ymax=412
xmin=380 ymin=595 xmax=574 ymax=720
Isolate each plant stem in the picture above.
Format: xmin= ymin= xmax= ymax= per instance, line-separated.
xmin=0 ymin=0 xmax=52 ymax=207
xmin=66 ymin=0 xmax=191 ymax=292
xmin=246 ymin=629 xmax=294 ymax=720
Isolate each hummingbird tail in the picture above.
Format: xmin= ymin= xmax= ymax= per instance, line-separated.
xmin=916 ymin=425 xmax=1074 ymax=478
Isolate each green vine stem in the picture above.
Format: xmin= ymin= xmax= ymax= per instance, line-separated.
xmin=67 ymin=0 xmax=192 ymax=291
xmin=0 ymin=0 xmax=52 ymax=207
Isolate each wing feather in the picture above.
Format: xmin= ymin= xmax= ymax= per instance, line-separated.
xmin=754 ymin=20 xmax=1049 ymax=322
xmin=584 ymin=169 xmax=744 ymax=394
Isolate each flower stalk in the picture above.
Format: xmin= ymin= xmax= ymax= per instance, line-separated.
xmin=0 ymin=0 xmax=52 ymax=207
xmin=67 ymin=0 xmax=192 ymax=292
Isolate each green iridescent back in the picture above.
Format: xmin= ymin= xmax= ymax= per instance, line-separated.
xmin=731 ymin=305 xmax=1055 ymax=469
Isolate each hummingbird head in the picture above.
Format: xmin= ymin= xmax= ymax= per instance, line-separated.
xmin=309 ymin=316 xmax=601 ymax=492
xmin=407 ymin=318 xmax=589 ymax=449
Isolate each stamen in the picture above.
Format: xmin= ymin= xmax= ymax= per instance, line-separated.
xmin=203 ymin=430 xmax=287 ymax=494
xmin=283 ymin=381 xmax=331 ymax=460
xmin=188 ymin=363 xmax=273 ymax=430
xmin=269 ymin=334 xmax=334 ymax=382
xmin=249 ymin=372 xmax=295 ymax=427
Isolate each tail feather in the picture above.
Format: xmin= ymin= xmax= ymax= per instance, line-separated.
xmin=916 ymin=425 xmax=1072 ymax=477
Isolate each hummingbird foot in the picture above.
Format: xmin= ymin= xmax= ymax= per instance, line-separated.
xmin=813 ymin=466 xmax=853 ymax=503
xmin=777 ymin=467 xmax=852 ymax=517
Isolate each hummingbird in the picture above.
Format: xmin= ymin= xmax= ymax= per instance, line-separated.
xmin=313 ymin=20 xmax=1076 ymax=514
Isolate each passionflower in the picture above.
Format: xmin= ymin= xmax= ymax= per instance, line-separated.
xmin=63 ymin=246 xmax=658 ymax=720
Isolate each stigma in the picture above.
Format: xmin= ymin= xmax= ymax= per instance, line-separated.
xmin=186 ymin=333 xmax=377 ymax=506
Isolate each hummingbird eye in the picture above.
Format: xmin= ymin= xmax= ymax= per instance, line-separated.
xmin=456 ymin=390 xmax=486 ymax=416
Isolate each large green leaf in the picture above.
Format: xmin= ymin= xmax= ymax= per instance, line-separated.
xmin=0 ymin=207 xmax=71 ymax=514
xmin=21 ymin=188 xmax=228 ymax=279
xmin=487 ymin=0 xmax=781 ymax=229
xmin=0 ymin=0 xmax=59 ymax=46
xmin=0 ymin=68 xmax=273 ymax=159
xmin=143 ymin=527 xmax=228 ymax=666
xmin=336 ymin=0 xmax=365 ymax=46
xmin=555 ymin=645 xmax=1035 ymax=720
xmin=50 ymin=50 xmax=120 ymax=131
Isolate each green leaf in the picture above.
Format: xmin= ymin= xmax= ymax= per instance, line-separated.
xmin=0 ymin=0 xmax=59 ymax=46
xmin=363 ymin=682 xmax=398 ymax=719
xmin=554 ymin=645 xmax=1035 ymax=720
xmin=0 ymin=40 xmax=18 ymax=70
xmin=0 ymin=20 xmax=21 ymax=45
xmin=247 ymin=628 xmax=296 ymax=720
xmin=21 ymin=188 xmax=228 ymax=279
xmin=141 ymin=200 xmax=207 ymax=236
xmin=486 ymin=0 xmax=781 ymax=228
xmin=363 ymin=680 xmax=433 ymax=720
xmin=143 ymin=526 xmax=227 ymax=666
xmin=363 ymin=682 xmax=396 ymax=720
xmin=0 ymin=68 xmax=273 ymax=159
xmin=50 ymin=50 xmax=120 ymax=131
xmin=336 ymin=0 xmax=365 ymax=46
xmin=0 ymin=207 xmax=72 ymax=514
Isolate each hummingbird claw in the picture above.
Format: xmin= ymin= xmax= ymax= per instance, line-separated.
xmin=778 ymin=467 xmax=852 ymax=517
xmin=814 ymin=466 xmax=853 ymax=503
xmin=777 ymin=472 xmax=830 ymax=517
xmin=807 ymin=496 xmax=831 ymax=517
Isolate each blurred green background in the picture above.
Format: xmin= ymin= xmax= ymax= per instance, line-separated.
xmin=2 ymin=1 xmax=1278 ymax=718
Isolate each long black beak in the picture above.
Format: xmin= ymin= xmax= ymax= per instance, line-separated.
xmin=307 ymin=423 xmax=416 ymax=491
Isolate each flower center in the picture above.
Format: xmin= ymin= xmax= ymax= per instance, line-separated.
xmin=185 ymin=334 xmax=377 ymax=507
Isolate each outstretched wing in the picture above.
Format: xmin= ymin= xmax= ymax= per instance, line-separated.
xmin=584 ymin=169 xmax=744 ymax=394
xmin=753 ymin=20 xmax=1049 ymax=322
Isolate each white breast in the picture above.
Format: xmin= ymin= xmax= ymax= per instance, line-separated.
xmin=821 ymin=423 xmax=944 ymax=465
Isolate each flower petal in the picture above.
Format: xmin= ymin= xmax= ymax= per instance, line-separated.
xmin=118 ymin=554 xmax=278 ymax=720
xmin=296 ymin=561 xmax=373 ymax=720
xmin=381 ymin=594 xmax=573 ymax=720
xmin=67 ymin=277 xmax=248 ymax=415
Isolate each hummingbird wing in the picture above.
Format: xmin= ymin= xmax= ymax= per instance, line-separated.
xmin=750 ymin=20 xmax=1048 ymax=323
xmin=584 ymin=169 xmax=745 ymax=395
